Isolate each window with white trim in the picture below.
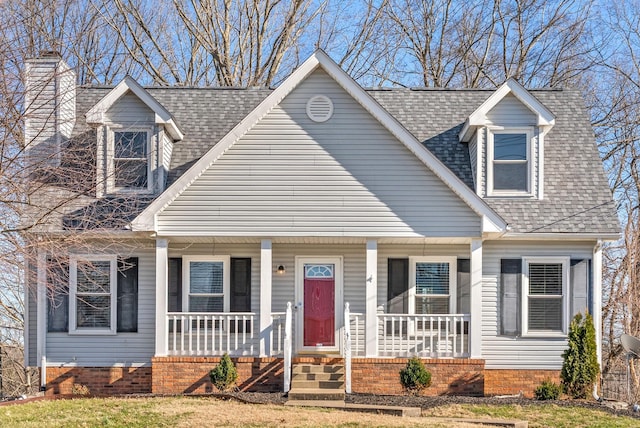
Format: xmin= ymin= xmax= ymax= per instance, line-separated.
xmin=109 ymin=128 xmax=151 ymax=192
xmin=409 ymin=257 xmax=457 ymax=314
xmin=488 ymin=128 xmax=533 ymax=196
xmin=522 ymin=257 xmax=569 ymax=335
xmin=69 ymin=255 xmax=117 ymax=334
xmin=182 ymin=256 xmax=230 ymax=312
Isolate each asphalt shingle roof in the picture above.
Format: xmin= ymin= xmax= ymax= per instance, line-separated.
xmin=71 ymin=83 xmax=619 ymax=235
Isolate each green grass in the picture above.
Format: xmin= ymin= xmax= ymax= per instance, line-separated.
xmin=430 ymin=403 xmax=640 ymax=428
xmin=1 ymin=397 xmax=180 ymax=427
xmin=1 ymin=396 xmax=639 ymax=428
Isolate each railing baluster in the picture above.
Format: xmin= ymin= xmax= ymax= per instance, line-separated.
xmin=195 ymin=315 xmax=200 ymax=355
xmin=172 ymin=315 xmax=177 ymax=354
xmin=180 ymin=315 xmax=185 ymax=355
xmin=218 ymin=315 xmax=223 ymax=354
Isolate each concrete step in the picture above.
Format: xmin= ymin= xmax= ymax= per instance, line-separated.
xmin=291 ymin=372 xmax=344 ymax=381
xmin=287 ymin=388 xmax=345 ymax=401
xmin=285 ymin=400 xmax=422 ymax=417
xmin=292 ymin=364 xmax=344 ymax=375
xmin=290 ymin=379 xmax=345 ymax=389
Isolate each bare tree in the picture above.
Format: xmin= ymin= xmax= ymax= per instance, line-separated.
xmin=591 ymin=1 xmax=640 ymax=396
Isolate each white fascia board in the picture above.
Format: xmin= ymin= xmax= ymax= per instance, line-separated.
xmin=458 ymin=78 xmax=556 ymax=142
xmin=501 ymin=232 xmax=620 ymax=241
xmin=132 ymin=49 xmax=507 ymax=234
xmin=85 ymin=76 xmax=183 ymax=141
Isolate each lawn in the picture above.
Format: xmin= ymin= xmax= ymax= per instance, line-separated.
xmin=0 ymin=396 xmax=638 ymax=428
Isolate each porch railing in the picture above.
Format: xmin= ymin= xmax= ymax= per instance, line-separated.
xmin=166 ymin=312 xmax=294 ymax=356
xmin=167 ymin=312 xmax=257 ymax=356
xmin=270 ymin=312 xmax=287 ymax=355
xmin=376 ymin=313 xmax=471 ymax=358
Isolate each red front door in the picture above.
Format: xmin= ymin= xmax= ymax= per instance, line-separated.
xmin=303 ymin=264 xmax=335 ymax=347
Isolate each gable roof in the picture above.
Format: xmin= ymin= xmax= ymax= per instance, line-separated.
xmin=64 ymin=73 xmax=619 ymax=236
xmin=130 ymin=50 xmax=507 ymax=234
xmin=85 ymin=76 xmax=184 ymax=140
xmin=459 ymin=78 xmax=556 ymax=142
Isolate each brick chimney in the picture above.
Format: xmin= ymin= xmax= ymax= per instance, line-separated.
xmin=24 ymin=51 xmax=76 ymax=169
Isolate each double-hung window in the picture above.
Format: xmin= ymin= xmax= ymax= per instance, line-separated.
xmin=488 ymin=128 xmax=532 ymax=195
xmin=69 ymin=255 xmax=117 ymax=334
xmin=182 ymin=256 xmax=230 ymax=312
xmin=522 ymin=257 xmax=569 ymax=336
xmin=409 ymin=257 xmax=457 ymax=315
xmin=110 ymin=129 xmax=150 ymax=192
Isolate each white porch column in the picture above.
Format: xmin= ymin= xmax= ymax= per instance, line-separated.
xmin=155 ymin=238 xmax=168 ymax=356
xmin=260 ymin=239 xmax=272 ymax=357
xmin=36 ymin=247 xmax=47 ymax=373
xmin=593 ymin=240 xmax=603 ymax=367
xmin=365 ymin=239 xmax=378 ymax=357
xmin=470 ymin=239 xmax=483 ymax=359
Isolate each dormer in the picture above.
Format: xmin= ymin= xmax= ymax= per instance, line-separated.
xmin=86 ymin=77 xmax=183 ymax=197
xmin=459 ymin=79 xmax=555 ymax=199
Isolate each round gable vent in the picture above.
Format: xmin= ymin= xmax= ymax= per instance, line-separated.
xmin=306 ymin=95 xmax=333 ymax=122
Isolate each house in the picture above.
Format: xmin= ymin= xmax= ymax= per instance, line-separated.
xmin=23 ymin=50 xmax=619 ymax=398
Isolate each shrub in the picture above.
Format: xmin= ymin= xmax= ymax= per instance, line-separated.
xmin=399 ymin=357 xmax=431 ymax=395
xmin=209 ymin=353 xmax=238 ymax=392
xmin=534 ymin=379 xmax=562 ymax=400
xmin=561 ymin=312 xmax=600 ymax=399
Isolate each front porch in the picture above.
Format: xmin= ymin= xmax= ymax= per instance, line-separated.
xmin=151 ymin=237 xmax=484 ymax=394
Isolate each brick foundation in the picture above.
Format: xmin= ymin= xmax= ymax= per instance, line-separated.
xmin=151 ymin=357 xmax=283 ymax=394
xmin=351 ymin=358 xmax=486 ymax=396
xmin=45 ymin=366 xmax=152 ymax=395
xmin=484 ymin=369 xmax=561 ymax=398
xmin=43 ymin=359 xmax=558 ymax=397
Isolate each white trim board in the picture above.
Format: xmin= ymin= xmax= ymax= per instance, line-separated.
xmin=131 ymin=50 xmax=506 ymax=234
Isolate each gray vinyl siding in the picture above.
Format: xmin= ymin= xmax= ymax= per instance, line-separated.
xmin=486 ymin=94 xmax=537 ymax=126
xmin=376 ymin=244 xmax=469 ymax=310
xmin=158 ymin=69 xmax=481 ymax=238
xmin=104 ymin=92 xmax=154 ymax=124
xmin=481 ymin=240 xmax=594 ymax=369
xmin=27 ymin=278 xmax=37 ymax=367
xmin=58 ymin=61 xmax=75 ymax=142
xmin=270 ymin=244 xmax=366 ymax=314
xmin=161 ymin=131 xmax=173 ymax=189
xmin=484 ymin=94 xmax=539 ymax=197
xmin=45 ymin=248 xmax=156 ymax=367
xmin=169 ymin=243 xmax=261 ymax=316
xmin=25 ymin=58 xmax=75 ymax=168
xmin=468 ymin=134 xmax=477 ymax=192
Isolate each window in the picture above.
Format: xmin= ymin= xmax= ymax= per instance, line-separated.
xmin=409 ymin=257 xmax=456 ymax=315
xmin=69 ymin=255 xmax=117 ymax=334
xmin=488 ymin=129 xmax=532 ymax=195
xmin=182 ymin=256 xmax=230 ymax=312
xmin=522 ymin=257 xmax=569 ymax=336
xmin=110 ymin=129 xmax=150 ymax=191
